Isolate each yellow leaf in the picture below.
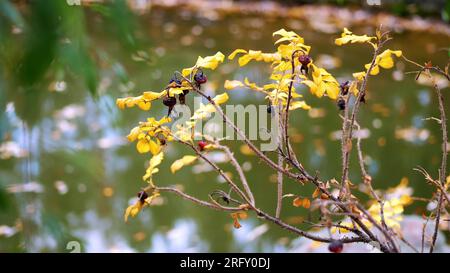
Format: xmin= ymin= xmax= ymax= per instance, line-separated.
xmin=224 ymin=80 xmax=244 ymax=90
xmin=136 ymin=139 xmax=150 ymax=154
xmin=349 ymin=81 xmax=359 ymax=96
xmin=212 ymin=93 xmax=229 ymax=105
xmin=124 ymin=192 xmax=160 ymax=222
xmin=335 ymin=28 xmax=376 ymax=46
xmin=182 ymin=67 xmax=194 ymax=77
xmin=124 ymin=201 xmax=143 ymax=222
xmin=303 ymin=65 xmax=339 ymax=100
xmin=127 ymin=126 xmax=140 ymax=142
xmin=353 ymin=71 xmax=366 ymax=81
xmin=116 ymin=98 xmax=126 ymax=109
xmin=228 ymin=49 xmax=247 ymax=60
xmin=191 ymin=103 xmax=216 ymax=120
xmin=272 ymin=28 xmax=305 ymax=44
xmin=238 ymin=54 xmax=253 ymax=66
xmin=273 ymin=61 xmax=291 ymax=72
xmin=137 ymin=100 xmax=151 ymax=111
xmin=170 ymin=155 xmax=198 ymax=173
xmin=198 ymin=51 xmax=225 ymax=69
xmin=143 ymin=152 xmax=164 ymax=181
xmin=326 ymin=84 xmax=339 ymax=100
xmin=232 ymin=50 xmax=280 ymax=67
xmin=365 ymin=49 xmax=402 ymax=75
xmin=288 ymin=101 xmax=311 ymax=111
xmin=183 ymin=52 xmax=225 ymax=76
xmin=148 ymin=139 xmax=161 ymax=156
xmin=244 ymin=78 xmax=264 ymax=91
xmin=150 ymin=152 xmax=164 ymax=168
xmin=143 ymin=91 xmax=165 ymax=100
xmin=263 ymin=83 xmax=278 ymax=90
xmin=168 ymin=87 xmax=187 ymax=95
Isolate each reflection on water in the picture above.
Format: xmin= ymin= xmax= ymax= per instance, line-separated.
xmin=1 ymin=4 xmax=450 ymax=252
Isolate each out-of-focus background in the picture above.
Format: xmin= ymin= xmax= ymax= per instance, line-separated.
xmin=0 ymin=0 xmax=449 ymax=252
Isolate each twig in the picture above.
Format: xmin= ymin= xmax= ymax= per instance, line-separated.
xmin=216 ymin=142 xmax=255 ymax=206
xmin=421 ymin=213 xmax=431 ymax=253
xmin=414 ymin=166 xmax=450 ymax=205
xmin=152 ymin=186 xmax=242 ymax=212
xmin=429 ymin=70 xmax=448 ymax=253
xmin=339 ymin=93 xmax=352 ymax=199
xmin=404 ymin=59 xmax=448 ymax=253
xmin=284 ymin=49 xmax=303 ymax=160
xmin=172 ymin=135 xmax=253 ymax=206
xmin=276 ymin=104 xmax=284 ymax=218
xmin=354 ymin=121 xmax=388 ymax=231
xmin=276 ymin=146 xmax=284 ymax=218
xmin=341 ymin=34 xmax=391 ymax=193
xmin=356 ymin=203 xmax=400 ymax=253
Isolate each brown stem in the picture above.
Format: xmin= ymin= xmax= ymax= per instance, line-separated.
xmin=339 ymin=94 xmax=352 ymax=199
xmin=354 ymin=121 xmax=388 ymax=231
xmin=284 ymin=50 xmax=301 ymax=160
xmin=429 ymin=76 xmax=448 ymax=253
xmin=340 ymin=47 xmax=379 ymax=195
xmin=276 ymin=147 xmax=283 ymax=218
xmin=276 ymin=103 xmax=284 ymax=218
xmin=216 ymin=143 xmax=255 ymax=206
xmin=154 ymin=186 xmax=242 ymax=212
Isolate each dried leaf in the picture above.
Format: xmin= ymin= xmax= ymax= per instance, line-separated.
xmin=302 ymin=198 xmax=311 ymax=209
xmin=312 ymin=188 xmax=321 ymax=199
xmin=293 ymin=197 xmax=302 ymax=207
xmin=170 ymin=155 xmax=198 ymax=174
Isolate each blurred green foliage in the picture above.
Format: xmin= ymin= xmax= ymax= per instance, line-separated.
xmin=0 ymin=0 xmax=148 ymax=130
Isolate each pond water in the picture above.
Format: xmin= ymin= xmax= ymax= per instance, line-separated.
xmin=0 ymin=4 xmax=449 ymax=252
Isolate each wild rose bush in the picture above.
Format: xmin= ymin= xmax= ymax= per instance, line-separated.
xmin=116 ymin=27 xmax=449 ymax=253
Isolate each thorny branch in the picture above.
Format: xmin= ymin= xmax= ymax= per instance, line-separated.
xmin=215 ymin=142 xmax=255 ymax=206
xmin=403 ymin=56 xmax=449 ymax=253
xmin=163 ymin=126 xmax=368 ymax=244
xmin=180 ymin=76 xmax=395 ymax=253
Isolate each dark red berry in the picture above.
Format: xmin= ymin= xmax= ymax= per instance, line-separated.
xmin=298 ymin=55 xmax=311 ymax=75
xmin=137 ymin=191 xmax=148 ymax=202
xmin=298 ymin=54 xmax=311 ymax=67
xmin=169 ymin=75 xmax=182 ymax=86
xmin=340 ymin=81 xmax=350 ymax=96
xmin=337 ymin=98 xmax=346 ymax=111
xmin=158 ymin=136 xmax=166 ymax=146
xmin=198 ymin=140 xmax=207 ymax=151
xmin=163 ymin=96 xmax=176 ymax=107
xmin=178 ymin=94 xmax=186 ymax=105
xmin=328 ymin=240 xmax=344 ymax=253
xmin=267 ymin=104 xmax=272 ymax=114
xmin=194 ymin=70 xmax=207 ymax=84
xmin=360 ymin=93 xmax=366 ymax=103
xmin=163 ymin=96 xmax=177 ymax=116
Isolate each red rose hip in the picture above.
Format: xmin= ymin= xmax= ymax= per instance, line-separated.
xmin=328 ymin=240 xmax=344 ymax=253
xmin=198 ymin=140 xmax=207 ymax=151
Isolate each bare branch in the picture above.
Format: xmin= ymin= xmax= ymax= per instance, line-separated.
xmin=215 ymin=142 xmax=255 ymax=206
